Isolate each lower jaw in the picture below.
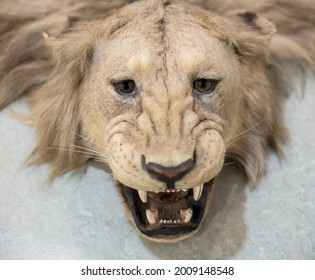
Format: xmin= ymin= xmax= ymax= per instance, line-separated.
xmin=120 ymin=179 xmax=215 ymax=242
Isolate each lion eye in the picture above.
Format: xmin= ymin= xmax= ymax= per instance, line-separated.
xmin=193 ymin=79 xmax=219 ymax=94
xmin=113 ymin=80 xmax=137 ymax=96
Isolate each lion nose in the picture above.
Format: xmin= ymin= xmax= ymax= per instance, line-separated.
xmin=141 ymin=155 xmax=194 ymax=183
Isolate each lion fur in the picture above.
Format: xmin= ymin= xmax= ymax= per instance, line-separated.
xmin=0 ymin=0 xmax=314 ymax=185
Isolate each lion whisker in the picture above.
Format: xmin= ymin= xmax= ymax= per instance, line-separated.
xmin=44 ymin=146 xmax=98 ymax=158
xmin=68 ymin=143 xmax=110 ymax=162
xmin=225 ymin=116 xmax=267 ymax=148
xmin=225 ymin=134 xmax=248 ymax=149
xmin=93 ymin=158 xmax=109 ymax=164
xmin=73 ymin=131 xmax=112 ymax=153
xmin=223 ymin=161 xmax=237 ymax=167
xmin=71 ymin=144 xmax=103 ymax=155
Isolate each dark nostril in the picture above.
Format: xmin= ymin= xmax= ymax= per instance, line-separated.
xmin=141 ymin=155 xmax=195 ymax=183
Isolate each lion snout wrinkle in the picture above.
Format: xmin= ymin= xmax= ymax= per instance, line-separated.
xmin=136 ymin=91 xmax=200 ymax=168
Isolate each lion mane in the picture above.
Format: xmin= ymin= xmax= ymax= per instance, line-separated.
xmin=1 ymin=0 xmax=315 ymax=240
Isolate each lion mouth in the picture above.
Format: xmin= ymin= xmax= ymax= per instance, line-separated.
xmin=121 ymin=180 xmax=214 ymax=240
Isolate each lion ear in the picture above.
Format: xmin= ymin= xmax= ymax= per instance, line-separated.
xmin=219 ymin=11 xmax=276 ymax=60
xmin=43 ymin=15 xmax=80 ymax=40
xmin=237 ymin=11 xmax=276 ymax=36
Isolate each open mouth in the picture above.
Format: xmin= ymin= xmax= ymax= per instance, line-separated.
xmin=120 ymin=180 xmax=214 ymax=240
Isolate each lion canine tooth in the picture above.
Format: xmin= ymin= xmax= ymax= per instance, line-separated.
xmin=146 ymin=209 xmax=157 ymax=224
xmin=138 ymin=190 xmax=147 ymax=203
xmin=180 ymin=208 xmax=193 ymax=223
xmin=193 ymin=184 xmax=203 ymax=201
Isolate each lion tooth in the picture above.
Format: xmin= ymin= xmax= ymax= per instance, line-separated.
xmin=146 ymin=209 xmax=158 ymax=224
xmin=193 ymin=184 xmax=203 ymax=201
xmin=138 ymin=190 xmax=147 ymax=203
xmin=182 ymin=188 xmax=187 ymax=192
xmin=180 ymin=208 xmax=193 ymax=223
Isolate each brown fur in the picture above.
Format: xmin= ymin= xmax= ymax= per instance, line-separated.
xmin=1 ymin=0 xmax=315 ymax=238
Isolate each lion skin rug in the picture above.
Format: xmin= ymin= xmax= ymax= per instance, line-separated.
xmin=0 ymin=0 xmax=315 ymax=259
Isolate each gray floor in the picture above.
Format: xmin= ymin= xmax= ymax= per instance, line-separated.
xmin=0 ymin=78 xmax=314 ymax=260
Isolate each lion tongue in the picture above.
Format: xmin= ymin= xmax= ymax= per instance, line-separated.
xmin=145 ymin=190 xmax=192 ymax=226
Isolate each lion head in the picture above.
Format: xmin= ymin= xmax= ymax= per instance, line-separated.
xmin=2 ymin=0 xmax=290 ymax=241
